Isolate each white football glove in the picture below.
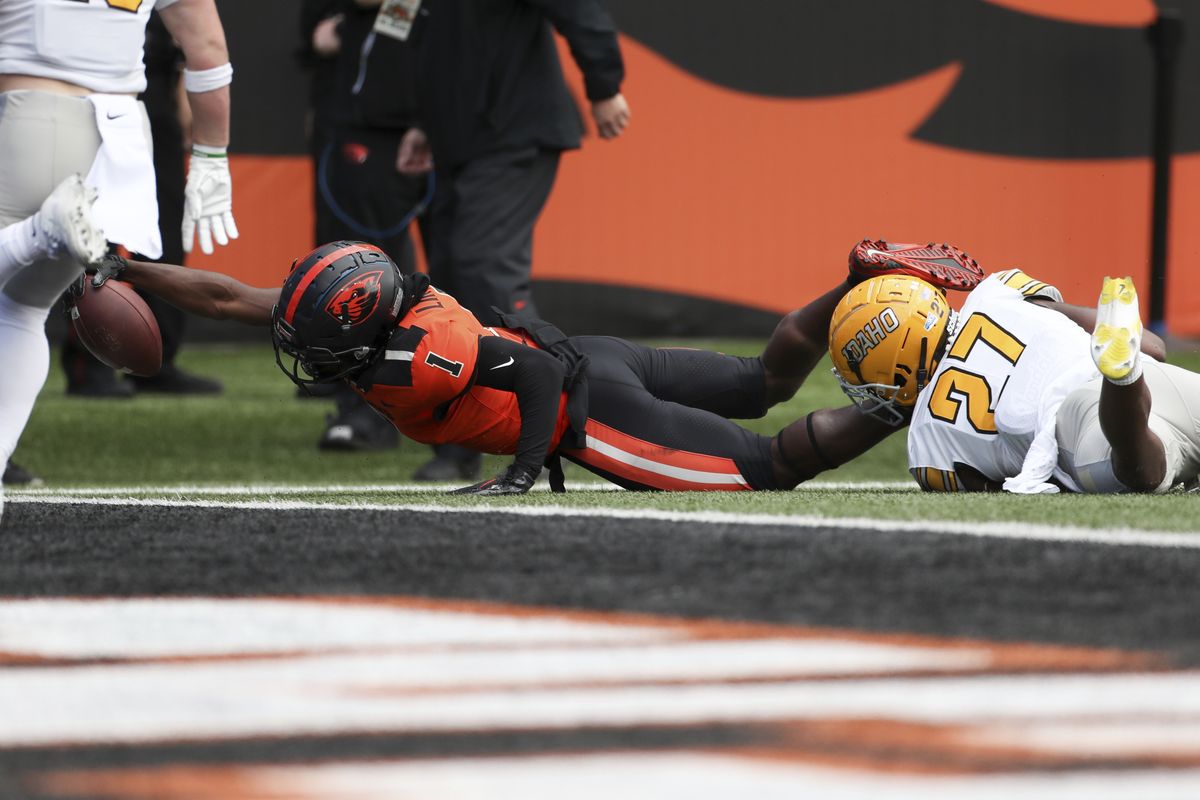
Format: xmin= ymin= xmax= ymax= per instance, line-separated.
xmin=182 ymin=150 xmax=239 ymax=255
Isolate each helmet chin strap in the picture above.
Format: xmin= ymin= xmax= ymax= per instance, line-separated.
xmin=924 ymin=308 xmax=958 ymax=383
xmin=915 ymin=336 xmax=929 ymax=393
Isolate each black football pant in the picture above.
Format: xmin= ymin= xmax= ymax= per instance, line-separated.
xmin=560 ymin=336 xmax=779 ymax=491
xmin=426 ymin=147 xmax=559 ymax=327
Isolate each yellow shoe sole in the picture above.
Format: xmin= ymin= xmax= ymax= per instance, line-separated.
xmin=1092 ymin=277 xmax=1142 ymax=381
xmin=1093 ymin=324 xmax=1135 ymax=379
xmin=1098 ymin=275 xmax=1137 ymax=307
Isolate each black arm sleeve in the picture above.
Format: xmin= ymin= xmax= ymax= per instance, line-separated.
xmin=525 ymin=0 xmax=625 ymax=100
xmin=473 ymin=335 xmax=566 ymax=478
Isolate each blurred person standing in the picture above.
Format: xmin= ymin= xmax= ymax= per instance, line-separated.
xmin=396 ymin=0 xmax=631 ymax=481
xmin=299 ymin=0 xmax=342 ymax=252
xmin=300 ymin=0 xmax=429 ymax=450
xmin=0 ymin=0 xmax=236 ymax=501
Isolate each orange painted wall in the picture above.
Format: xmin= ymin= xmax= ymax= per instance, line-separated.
xmin=188 ymin=156 xmax=314 ymax=289
xmin=982 ymin=0 xmax=1155 ymax=27
xmin=204 ymin=33 xmax=1200 ymax=334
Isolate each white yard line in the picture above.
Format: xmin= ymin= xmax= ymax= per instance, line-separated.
xmin=6 ymin=493 xmax=1198 ymax=548
xmin=5 ymin=481 xmax=916 ymax=496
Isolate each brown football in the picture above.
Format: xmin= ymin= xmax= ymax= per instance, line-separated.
xmin=70 ymin=279 xmax=162 ymax=377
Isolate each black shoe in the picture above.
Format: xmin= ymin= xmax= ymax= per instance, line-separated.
xmin=65 ymin=367 xmax=134 ymax=398
xmin=412 ymin=448 xmax=482 ymax=482
xmin=63 ymin=342 xmax=135 ymax=398
xmin=2 ymin=461 xmax=42 ymax=486
xmin=130 ymin=364 xmax=223 ymax=395
xmin=318 ymin=407 xmax=399 ymax=451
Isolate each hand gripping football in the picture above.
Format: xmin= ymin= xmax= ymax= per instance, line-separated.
xmin=69 ymin=279 xmax=162 ymax=377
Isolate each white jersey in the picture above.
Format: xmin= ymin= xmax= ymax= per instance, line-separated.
xmin=907 ymin=269 xmax=1100 ymax=493
xmin=0 ymin=0 xmax=179 ymax=94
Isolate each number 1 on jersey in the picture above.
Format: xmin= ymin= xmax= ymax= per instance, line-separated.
xmin=425 ymin=352 xmax=464 ymax=377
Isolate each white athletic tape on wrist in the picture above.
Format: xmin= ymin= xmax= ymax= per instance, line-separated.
xmin=183 ymin=63 xmax=233 ymax=93
xmin=192 ymin=144 xmax=228 ymax=158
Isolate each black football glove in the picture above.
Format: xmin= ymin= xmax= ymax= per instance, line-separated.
xmin=88 ymin=253 xmax=129 ymax=287
xmin=450 ymin=465 xmax=537 ymax=496
xmin=59 ymin=273 xmax=87 ymax=320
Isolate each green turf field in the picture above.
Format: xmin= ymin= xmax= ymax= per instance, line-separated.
xmin=13 ymin=342 xmax=1200 ymax=532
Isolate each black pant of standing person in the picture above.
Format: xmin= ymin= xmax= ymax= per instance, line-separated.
xmin=411 ymin=147 xmax=561 ymax=480
xmin=400 ymin=0 xmax=632 ymax=482
xmin=300 ymin=0 xmax=431 ymax=451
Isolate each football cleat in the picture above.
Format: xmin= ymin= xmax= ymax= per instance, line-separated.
xmin=2 ymin=460 xmax=42 ymax=487
xmin=1091 ymin=276 xmax=1143 ymax=384
xmin=37 ymin=174 xmax=106 ymax=265
xmin=849 ymin=239 xmax=984 ymax=292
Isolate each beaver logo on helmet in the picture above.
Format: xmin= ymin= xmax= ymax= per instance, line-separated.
xmin=271 ymin=241 xmax=405 ymax=388
xmin=325 ymin=270 xmax=383 ymax=327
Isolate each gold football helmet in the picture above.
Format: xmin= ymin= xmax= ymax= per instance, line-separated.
xmin=828 ymin=275 xmax=956 ymax=425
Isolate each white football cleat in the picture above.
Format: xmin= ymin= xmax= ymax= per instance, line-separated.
xmin=1091 ymin=276 xmax=1143 ymax=384
xmin=37 ymin=174 xmax=106 ymax=265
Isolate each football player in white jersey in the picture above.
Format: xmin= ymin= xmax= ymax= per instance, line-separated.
xmin=0 ymin=0 xmax=235 ymax=516
xmin=831 ymin=261 xmax=1200 ymax=494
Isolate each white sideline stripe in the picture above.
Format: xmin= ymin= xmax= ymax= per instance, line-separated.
xmin=7 ymin=494 xmax=1199 ymax=548
xmin=5 ymin=481 xmax=916 ymax=496
xmin=584 ymin=434 xmax=750 ymax=487
xmin=7 ymin=483 xmax=615 ymax=496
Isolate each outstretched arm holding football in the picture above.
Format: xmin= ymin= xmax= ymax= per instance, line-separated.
xmin=94 ymin=255 xmax=277 ymax=325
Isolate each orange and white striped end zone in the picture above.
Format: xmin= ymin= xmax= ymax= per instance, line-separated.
xmin=3 ymin=595 xmax=1200 ymax=799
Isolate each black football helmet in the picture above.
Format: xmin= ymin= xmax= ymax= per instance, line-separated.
xmin=271 ymin=241 xmax=404 ymax=387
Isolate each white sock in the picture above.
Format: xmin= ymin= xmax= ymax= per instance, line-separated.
xmin=0 ymin=291 xmax=53 ymax=524
xmin=0 ymin=215 xmax=48 ymax=287
xmin=1106 ymin=352 xmax=1143 ymax=386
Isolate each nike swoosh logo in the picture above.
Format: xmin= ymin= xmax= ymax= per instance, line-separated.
xmin=490 ymin=357 xmax=515 ymax=370
xmin=106 ymin=112 xmax=126 ymax=120
xmin=865 ymin=248 xmax=895 ymax=260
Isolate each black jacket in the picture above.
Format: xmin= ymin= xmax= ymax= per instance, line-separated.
xmin=332 ymin=3 xmax=421 ymax=132
xmin=415 ymin=0 xmax=624 ymax=169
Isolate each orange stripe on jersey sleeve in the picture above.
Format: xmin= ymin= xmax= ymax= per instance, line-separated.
xmin=284 ymin=243 xmax=385 ymax=324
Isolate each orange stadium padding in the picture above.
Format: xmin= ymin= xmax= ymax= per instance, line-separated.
xmin=206 ymin=34 xmax=1200 ymax=335
xmin=980 ymin=0 xmax=1156 ymax=27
